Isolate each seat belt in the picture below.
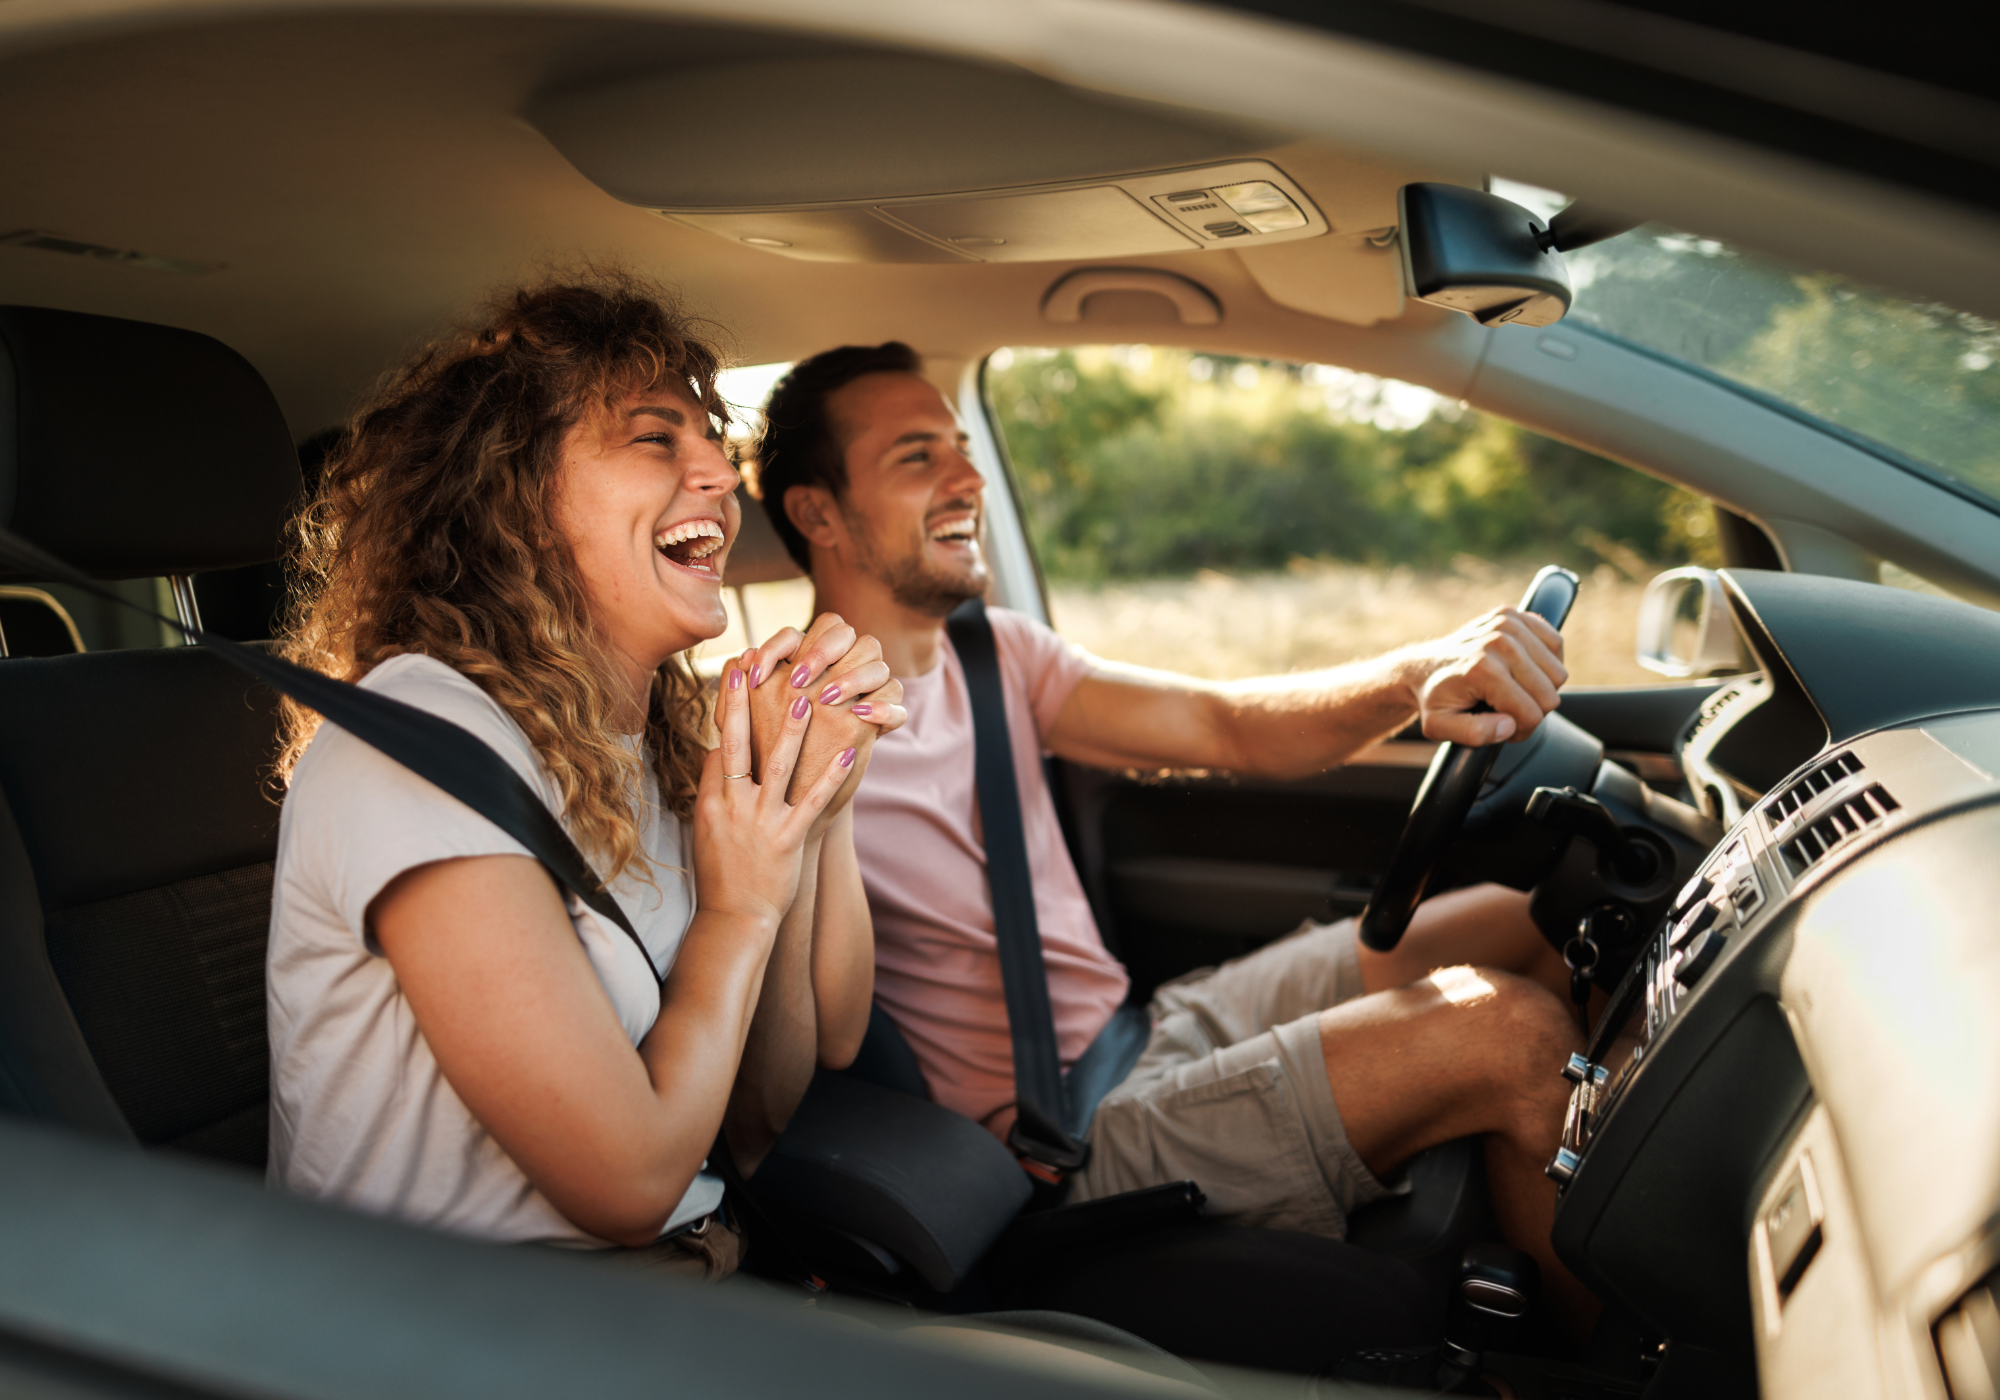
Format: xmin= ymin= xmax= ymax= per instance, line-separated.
xmin=0 ymin=525 xmax=824 ymax=1287
xmin=945 ymin=598 xmax=1094 ymax=1182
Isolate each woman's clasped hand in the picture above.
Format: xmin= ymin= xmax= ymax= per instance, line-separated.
xmin=736 ymin=611 xmax=908 ymax=806
xmin=694 ymin=615 xmax=905 ymax=932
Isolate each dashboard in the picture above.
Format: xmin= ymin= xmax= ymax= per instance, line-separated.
xmin=1543 ymin=569 xmax=2000 ymax=1399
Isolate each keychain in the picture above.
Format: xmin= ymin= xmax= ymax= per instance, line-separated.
xmin=1563 ymin=920 xmax=1601 ymax=1037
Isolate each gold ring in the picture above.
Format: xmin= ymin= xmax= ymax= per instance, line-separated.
xmin=723 ymin=771 xmax=752 ymax=780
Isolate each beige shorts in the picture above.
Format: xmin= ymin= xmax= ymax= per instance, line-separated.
xmin=1069 ymin=918 xmax=1391 ymax=1238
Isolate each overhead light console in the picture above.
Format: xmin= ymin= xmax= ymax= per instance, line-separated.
xmin=660 ymin=160 xmax=1327 ymax=265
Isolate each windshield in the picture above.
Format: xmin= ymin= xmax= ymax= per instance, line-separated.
xmin=1495 ymin=183 xmax=2000 ymax=510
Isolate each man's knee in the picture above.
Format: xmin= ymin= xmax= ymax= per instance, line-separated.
xmin=1460 ymin=969 xmax=1580 ymax=1133
xmin=1430 ymin=967 xmax=1576 ymax=1083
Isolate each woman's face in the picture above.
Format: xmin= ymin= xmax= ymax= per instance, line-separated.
xmin=552 ymin=380 xmax=741 ymax=689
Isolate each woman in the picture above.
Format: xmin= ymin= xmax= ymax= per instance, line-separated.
xmin=266 ymin=276 xmax=902 ymax=1276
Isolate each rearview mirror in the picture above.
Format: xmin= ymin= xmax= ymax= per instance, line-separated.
xmin=1636 ymin=568 xmax=1746 ymax=677
xmin=1397 ymin=183 xmax=1571 ymax=328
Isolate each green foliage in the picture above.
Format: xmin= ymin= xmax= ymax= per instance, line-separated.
xmin=1567 ymin=232 xmax=2000 ymax=501
xmin=988 ymin=347 xmax=1719 ymax=582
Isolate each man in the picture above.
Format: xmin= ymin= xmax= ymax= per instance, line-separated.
xmin=751 ymin=341 xmax=1591 ymax=1324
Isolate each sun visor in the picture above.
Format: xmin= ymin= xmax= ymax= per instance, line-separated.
xmin=530 ymin=55 xmax=1326 ymax=265
xmin=0 ymin=307 xmax=301 ymax=581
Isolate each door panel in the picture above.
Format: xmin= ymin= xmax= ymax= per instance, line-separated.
xmin=1054 ymin=755 xmax=1427 ymax=1000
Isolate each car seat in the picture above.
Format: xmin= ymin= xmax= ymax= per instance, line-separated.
xmin=0 ymin=306 xmax=300 ymax=1167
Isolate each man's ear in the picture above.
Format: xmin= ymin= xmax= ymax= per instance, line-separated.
xmin=783 ymin=484 xmax=847 ymax=552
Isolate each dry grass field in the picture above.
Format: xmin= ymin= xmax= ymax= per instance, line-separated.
xmin=702 ymin=559 xmax=1664 ymax=688
xmin=1049 ymin=559 xmax=1660 ymax=687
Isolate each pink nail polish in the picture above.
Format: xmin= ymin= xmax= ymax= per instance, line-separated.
xmin=748 ymin=665 xmax=762 ymax=688
xmin=838 ymin=746 xmax=857 ymax=768
xmin=790 ymin=664 xmax=811 ymax=688
xmin=790 ymin=696 xmax=810 ymax=720
xmin=852 ymin=703 xmax=872 ymax=718
xmin=727 ymin=668 xmax=742 ymax=691
xmin=818 ymin=683 xmax=841 ymax=705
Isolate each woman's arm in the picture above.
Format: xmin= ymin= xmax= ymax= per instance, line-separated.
xmin=722 ymin=617 xmax=901 ymax=1168
xmin=809 ymin=807 xmax=874 ymax=1069
xmin=372 ymin=856 xmax=776 ymax=1246
xmin=370 ymin=661 xmax=853 ymax=1247
xmin=721 ymin=811 xmax=875 ymax=1175
xmin=722 ymin=828 xmax=824 ymax=1173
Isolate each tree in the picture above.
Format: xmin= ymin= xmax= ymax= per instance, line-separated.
xmin=985 ymin=345 xmax=1717 ymax=581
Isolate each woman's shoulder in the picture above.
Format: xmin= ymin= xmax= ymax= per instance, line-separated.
xmin=299 ymin=653 xmax=549 ymax=798
xmin=360 ymin=651 xmax=497 ymax=710
xmin=359 ymin=654 xmax=527 ymax=738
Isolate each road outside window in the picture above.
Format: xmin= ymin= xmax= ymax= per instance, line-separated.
xmin=986 ymin=345 xmax=1721 ymax=686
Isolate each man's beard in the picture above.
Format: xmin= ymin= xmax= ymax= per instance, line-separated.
xmin=852 ymin=518 xmax=988 ymax=618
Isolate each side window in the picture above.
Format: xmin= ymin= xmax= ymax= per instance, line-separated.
xmin=985 ymin=346 xmax=1721 ymax=686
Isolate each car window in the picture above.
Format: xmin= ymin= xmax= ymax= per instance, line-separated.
xmin=985 ymin=345 xmax=1722 ymax=687
xmin=1490 ymin=181 xmax=2000 ymax=513
xmin=701 ymin=361 xmax=814 ymax=669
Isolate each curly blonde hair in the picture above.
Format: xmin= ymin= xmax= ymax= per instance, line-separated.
xmin=278 ymin=273 xmax=729 ymax=886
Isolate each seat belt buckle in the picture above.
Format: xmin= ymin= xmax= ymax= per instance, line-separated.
xmin=1018 ymin=1156 xmax=1068 ymax=1187
xmin=1008 ymin=1121 xmax=1091 ymax=1183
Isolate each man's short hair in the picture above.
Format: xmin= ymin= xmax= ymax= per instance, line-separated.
xmin=754 ymin=341 xmax=923 ymax=572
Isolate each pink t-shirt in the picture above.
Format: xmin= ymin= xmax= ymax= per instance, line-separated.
xmin=854 ymin=607 xmax=1130 ymax=1138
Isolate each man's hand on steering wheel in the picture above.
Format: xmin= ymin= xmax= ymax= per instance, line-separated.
xmin=1359 ymin=569 xmax=1582 ymax=953
xmin=1408 ymin=605 xmax=1570 ymax=748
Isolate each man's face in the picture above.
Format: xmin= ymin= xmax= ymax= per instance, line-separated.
xmin=822 ymin=371 xmax=988 ymax=615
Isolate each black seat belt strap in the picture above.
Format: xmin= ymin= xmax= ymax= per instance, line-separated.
xmin=945 ymin=598 xmax=1089 ymax=1178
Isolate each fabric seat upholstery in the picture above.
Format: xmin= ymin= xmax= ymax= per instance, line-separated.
xmin=0 ymin=306 xmax=301 ymax=1169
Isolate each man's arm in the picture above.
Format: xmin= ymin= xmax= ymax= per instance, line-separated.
xmin=1046 ymin=606 xmax=1568 ymax=780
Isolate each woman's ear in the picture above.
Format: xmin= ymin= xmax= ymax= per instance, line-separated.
xmin=784 ymin=484 xmax=845 ymax=551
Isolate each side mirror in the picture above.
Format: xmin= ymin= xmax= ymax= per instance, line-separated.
xmin=1636 ymin=568 xmax=1746 ymax=677
xmin=1397 ymin=183 xmax=1572 ymax=328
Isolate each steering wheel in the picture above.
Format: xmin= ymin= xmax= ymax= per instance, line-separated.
xmin=1357 ymin=565 xmax=1581 ymax=952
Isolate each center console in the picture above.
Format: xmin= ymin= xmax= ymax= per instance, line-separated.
xmin=1543 ymin=716 xmax=1995 ymax=1351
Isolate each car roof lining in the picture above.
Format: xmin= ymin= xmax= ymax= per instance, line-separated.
xmin=0 ymin=10 xmax=1473 ymax=435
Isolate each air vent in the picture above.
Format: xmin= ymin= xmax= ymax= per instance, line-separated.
xmin=1779 ymin=783 xmax=1900 ymax=878
xmin=1764 ymin=751 xmax=1866 ymax=829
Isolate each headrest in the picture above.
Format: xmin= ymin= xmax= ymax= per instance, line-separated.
xmin=0 ymin=306 xmax=302 ymax=581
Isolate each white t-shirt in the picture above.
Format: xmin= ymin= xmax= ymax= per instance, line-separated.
xmin=266 ymin=652 xmax=724 ymax=1246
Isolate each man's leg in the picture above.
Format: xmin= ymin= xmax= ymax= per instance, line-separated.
xmin=1319 ymin=966 xmax=1597 ymax=1335
xmin=1358 ymin=884 xmax=1570 ymax=1001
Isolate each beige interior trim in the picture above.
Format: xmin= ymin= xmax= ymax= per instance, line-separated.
xmin=1041 ymin=268 xmax=1220 ymax=325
